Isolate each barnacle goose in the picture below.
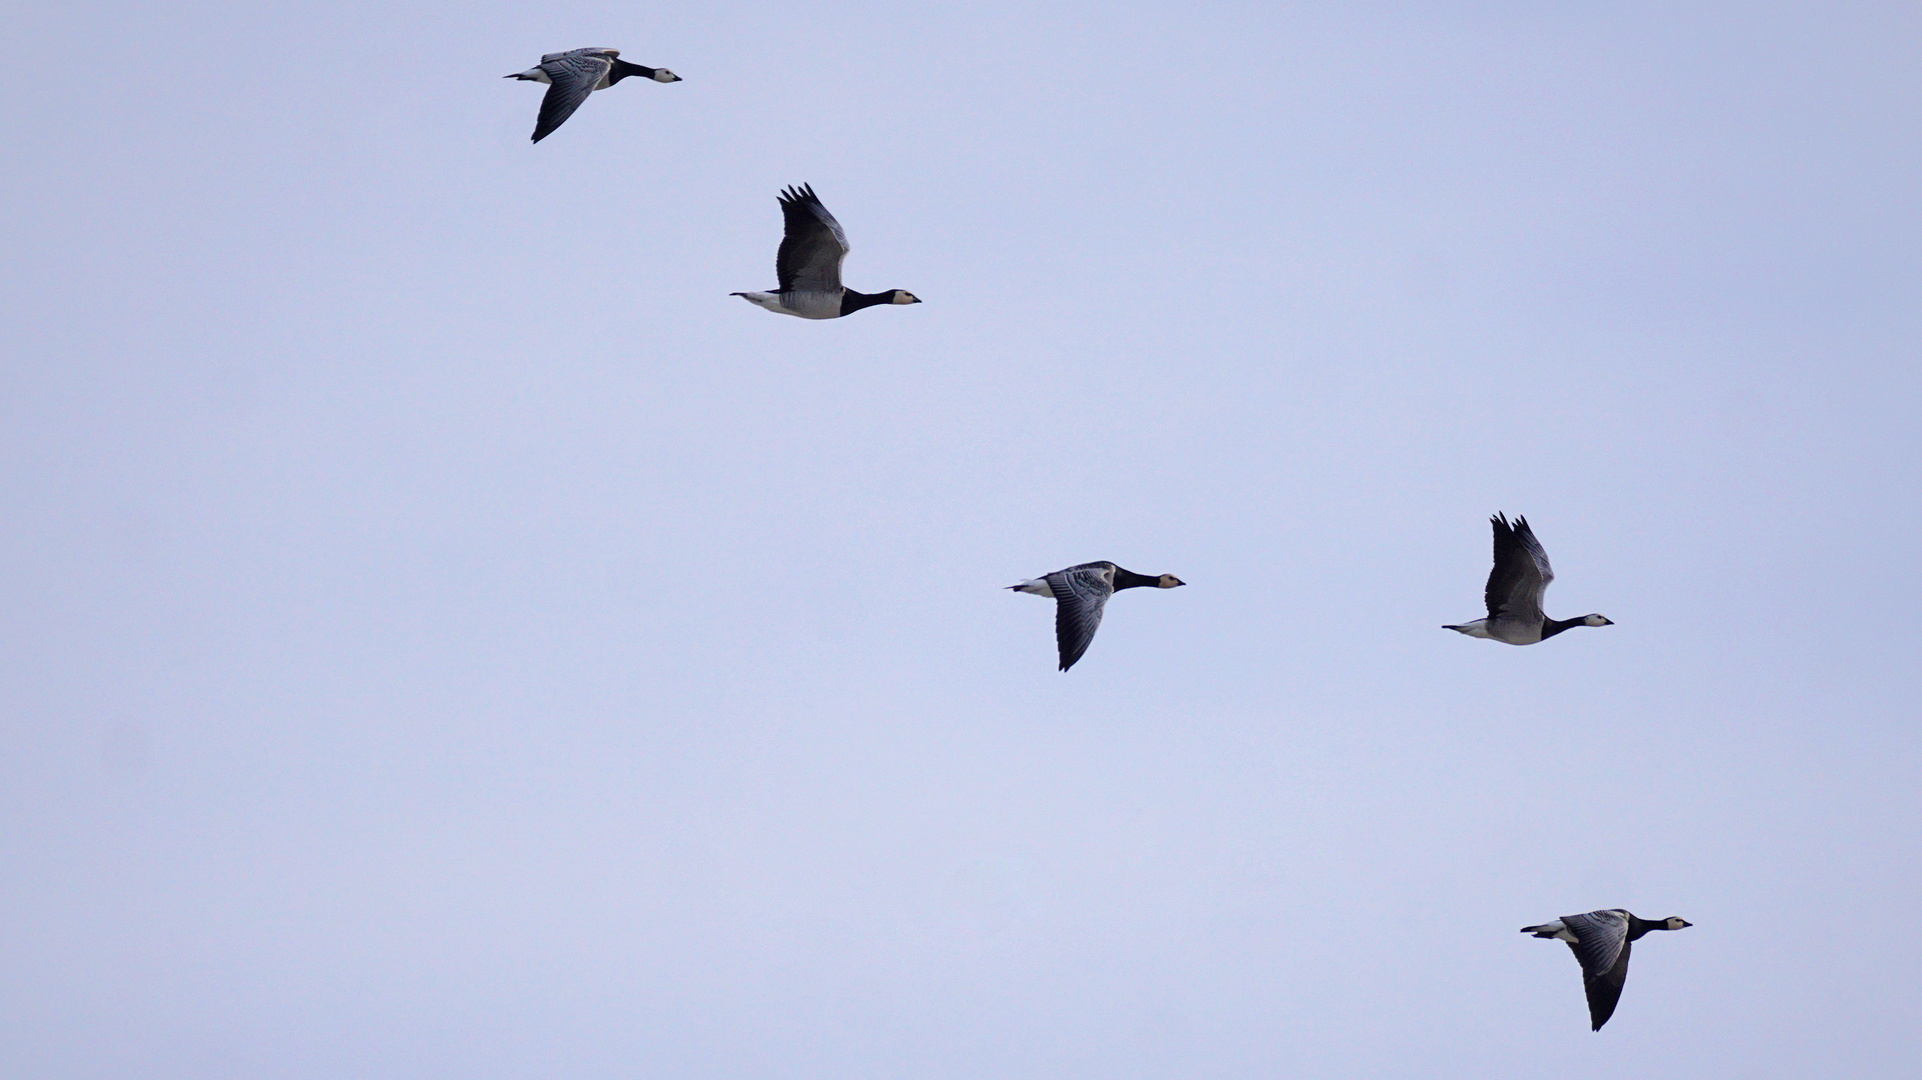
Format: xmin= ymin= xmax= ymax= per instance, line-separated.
xmin=732 ymin=185 xmax=921 ymax=319
xmin=1008 ymin=562 xmax=1184 ymax=671
xmin=505 ymin=48 xmax=680 ymax=144
xmin=1444 ymin=514 xmax=1613 ymax=644
xmin=1523 ymin=909 xmax=1692 ymax=1030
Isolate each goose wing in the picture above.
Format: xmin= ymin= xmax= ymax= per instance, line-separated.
xmin=1558 ymin=909 xmax=1632 ymax=1028
xmin=1485 ymin=514 xmax=1554 ymax=623
xmin=1561 ymin=909 xmax=1629 ymax=979
xmin=531 ymin=50 xmax=616 ymax=143
xmin=1047 ymin=563 xmax=1117 ymax=672
xmin=1581 ymin=939 xmax=1633 ymax=1030
xmin=775 ymin=185 xmax=850 ymax=294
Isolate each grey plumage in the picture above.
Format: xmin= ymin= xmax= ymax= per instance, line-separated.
xmin=732 ymin=186 xmax=921 ymax=319
xmin=776 ymin=184 xmax=851 ymax=295
xmin=505 ymin=47 xmax=681 ymax=144
xmin=1444 ymin=514 xmax=1613 ymax=644
xmin=1008 ymin=562 xmax=1185 ymax=671
xmin=1485 ymin=513 xmax=1554 ymax=632
xmin=1523 ymin=909 xmax=1692 ymax=1030
xmin=1559 ymin=909 xmax=1632 ymax=984
xmin=1047 ymin=564 xmax=1116 ymax=672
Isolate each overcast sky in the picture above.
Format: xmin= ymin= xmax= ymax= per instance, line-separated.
xmin=3 ymin=1 xmax=1919 ymax=1077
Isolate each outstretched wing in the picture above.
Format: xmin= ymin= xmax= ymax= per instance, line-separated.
xmin=531 ymin=51 xmax=614 ymax=142
xmin=1485 ymin=514 xmax=1554 ymax=623
xmin=1047 ymin=564 xmax=1116 ymax=671
xmin=775 ymin=184 xmax=850 ymax=293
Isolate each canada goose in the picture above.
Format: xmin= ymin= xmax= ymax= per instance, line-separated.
xmin=732 ymin=185 xmax=921 ymax=319
xmin=1444 ymin=514 xmax=1613 ymax=644
xmin=505 ymin=48 xmax=680 ymax=143
xmin=1523 ymin=909 xmax=1692 ymax=1030
xmin=1008 ymin=562 xmax=1184 ymax=671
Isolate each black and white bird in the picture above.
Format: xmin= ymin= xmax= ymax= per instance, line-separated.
xmin=1523 ymin=909 xmax=1693 ymax=1030
xmin=1444 ymin=514 xmax=1613 ymax=644
xmin=732 ymin=185 xmax=921 ymax=319
xmin=505 ymin=48 xmax=680 ymax=143
xmin=1008 ymin=562 xmax=1184 ymax=671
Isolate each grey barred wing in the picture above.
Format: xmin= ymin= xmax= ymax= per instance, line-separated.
xmin=532 ymin=53 xmax=614 ymax=142
xmin=1581 ymin=939 xmax=1633 ymax=1030
xmin=1048 ymin=566 xmax=1115 ymax=671
xmin=1560 ymin=909 xmax=1629 ymax=980
xmin=542 ymin=47 xmax=618 ymax=63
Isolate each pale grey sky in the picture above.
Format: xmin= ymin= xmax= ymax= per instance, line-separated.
xmin=2 ymin=1 xmax=1919 ymax=1077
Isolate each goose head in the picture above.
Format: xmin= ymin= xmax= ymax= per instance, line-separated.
xmin=888 ymin=290 xmax=922 ymax=304
xmin=1155 ymin=575 xmax=1186 ymax=588
xmin=1659 ymin=917 xmax=1692 ymax=930
xmin=652 ymin=69 xmax=683 ymax=83
xmin=1580 ymin=614 xmax=1614 ymax=627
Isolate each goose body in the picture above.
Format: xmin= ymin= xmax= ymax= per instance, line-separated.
xmin=505 ymin=48 xmax=680 ymax=143
xmin=732 ymin=185 xmax=920 ymax=319
xmin=1008 ymin=561 xmax=1184 ymax=671
xmin=1445 ymin=514 xmax=1612 ymax=644
xmin=1523 ymin=909 xmax=1692 ymax=1030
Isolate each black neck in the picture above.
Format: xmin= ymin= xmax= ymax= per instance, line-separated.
xmin=1540 ymin=616 xmax=1588 ymax=639
xmin=610 ymin=59 xmax=657 ymax=83
xmin=1624 ymin=915 xmax=1661 ymax=940
xmin=1111 ymin=568 xmax=1160 ymax=590
xmin=840 ymin=289 xmax=895 ymax=314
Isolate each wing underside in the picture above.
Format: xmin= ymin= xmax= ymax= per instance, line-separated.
xmin=1485 ymin=513 xmax=1553 ymax=623
xmin=775 ymin=184 xmax=850 ymax=294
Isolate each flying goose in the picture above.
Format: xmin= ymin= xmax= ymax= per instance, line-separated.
xmin=732 ymin=185 xmax=921 ymax=319
xmin=1008 ymin=562 xmax=1184 ymax=671
xmin=1444 ymin=514 xmax=1613 ymax=644
xmin=1523 ymin=909 xmax=1692 ymax=1030
xmin=505 ymin=48 xmax=681 ymax=143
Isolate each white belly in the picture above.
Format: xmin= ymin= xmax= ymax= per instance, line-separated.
xmin=1487 ymin=618 xmax=1543 ymax=645
xmin=774 ymin=291 xmax=843 ymax=319
xmin=736 ymin=290 xmax=841 ymax=319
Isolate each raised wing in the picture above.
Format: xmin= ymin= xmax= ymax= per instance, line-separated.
xmin=1047 ymin=564 xmax=1116 ymax=671
xmin=1485 ymin=513 xmax=1554 ymax=622
xmin=531 ymin=51 xmax=615 ymax=142
xmin=775 ymin=184 xmax=850 ymax=294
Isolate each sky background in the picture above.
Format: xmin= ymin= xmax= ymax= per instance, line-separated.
xmin=3 ymin=1 xmax=1919 ymax=1077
